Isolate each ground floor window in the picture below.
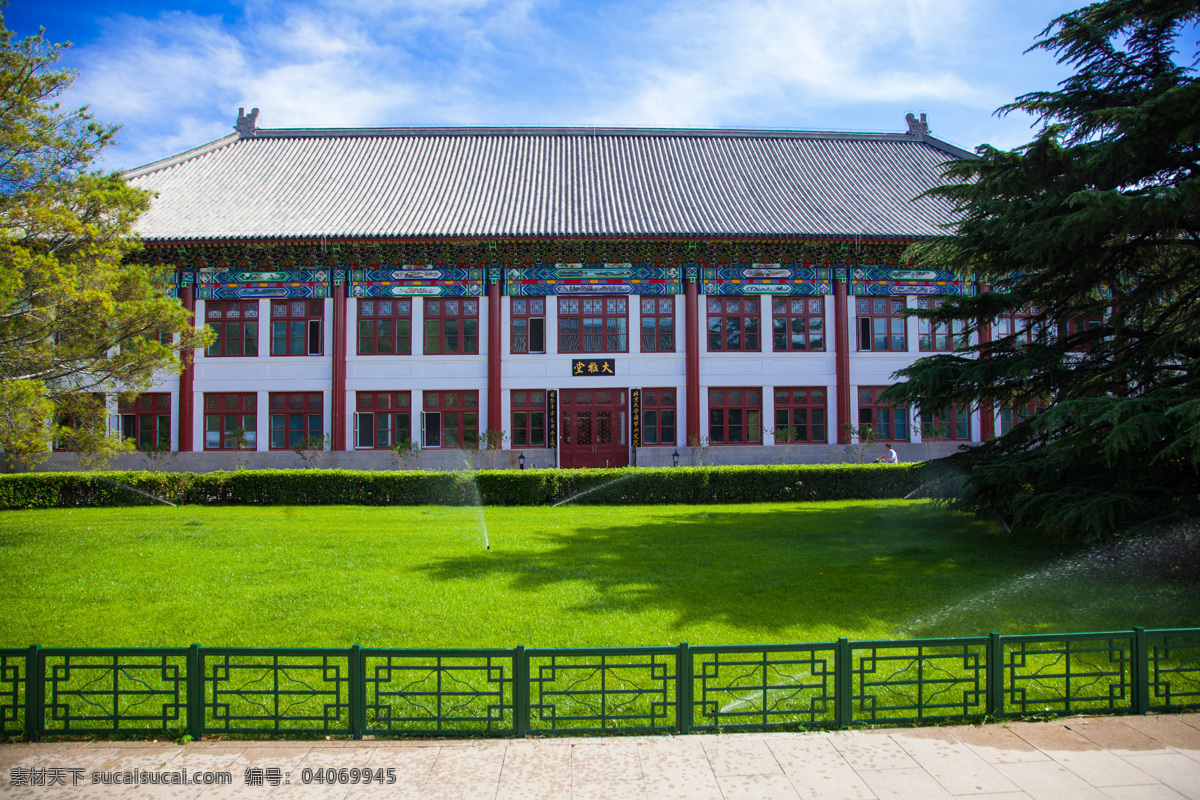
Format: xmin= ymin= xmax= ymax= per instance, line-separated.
xmin=641 ymin=388 xmax=677 ymax=446
xmin=355 ymin=391 xmax=412 ymax=448
xmin=269 ymin=392 xmax=324 ymax=449
xmin=511 ymin=390 xmax=547 ymax=447
xmin=53 ymin=394 xmax=107 ymax=451
xmin=773 ymin=387 xmax=827 ymax=443
xmin=422 ymin=391 xmax=478 ymax=448
xmin=204 ymin=393 xmax=257 ymax=450
xmin=920 ymin=405 xmax=971 ymax=440
xmin=858 ymin=386 xmax=909 ymax=441
xmin=708 ymin=387 xmax=762 ymax=444
xmin=999 ymin=402 xmax=1046 ymax=435
xmin=119 ymin=393 xmax=171 ymax=450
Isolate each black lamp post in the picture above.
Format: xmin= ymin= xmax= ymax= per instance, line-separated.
xmin=672 ymin=450 xmax=679 ymax=468
xmin=518 ymin=452 xmax=526 ymax=470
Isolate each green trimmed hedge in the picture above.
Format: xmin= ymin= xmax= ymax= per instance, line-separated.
xmin=0 ymin=464 xmax=921 ymax=510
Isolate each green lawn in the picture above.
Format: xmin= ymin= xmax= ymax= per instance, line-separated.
xmin=1 ymin=500 xmax=1195 ymax=648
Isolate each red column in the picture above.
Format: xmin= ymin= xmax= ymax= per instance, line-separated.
xmin=487 ymin=280 xmax=502 ymax=436
xmin=331 ymin=284 xmax=347 ymax=451
xmin=977 ymin=283 xmax=995 ymax=441
xmin=178 ymin=285 xmax=195 ymax=452
xmin=834 ymin=276 xmax=852 ymax=444
xmin=685 ymin=274 xmax=700 ymax=444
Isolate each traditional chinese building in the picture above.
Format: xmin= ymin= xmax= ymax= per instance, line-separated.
xmin=49 ymin=110 xmax=994 ymax=470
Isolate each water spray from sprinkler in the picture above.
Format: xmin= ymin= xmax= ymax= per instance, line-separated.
xmin=90 ymin=475 xmax=177 ymax=507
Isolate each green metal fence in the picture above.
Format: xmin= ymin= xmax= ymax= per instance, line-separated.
xmin=3 ymin=628 xmax=1198 ymax=741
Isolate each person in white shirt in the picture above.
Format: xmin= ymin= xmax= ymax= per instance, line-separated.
xmin=875 ymin=444 xmax=899 ymax=464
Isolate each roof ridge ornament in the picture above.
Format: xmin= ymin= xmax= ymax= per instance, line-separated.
xmin=235 ymin=107 xmax=260 ymax=137
xmin=905 ymin=112 xmax=929 ymax=140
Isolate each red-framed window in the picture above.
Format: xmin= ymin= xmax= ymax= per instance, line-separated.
xmin=269 ymin=392 xmax=323 ymax=449
xmin=204 ymin=393 xmax=257 ymax=450
xmin=1063 ymin=312 xmax=1104 ymax=352
xmin=511 ymin=389 xmax=547 ymax=447
xmin=355 ymin=391 xmax=412 ymax=448
xmin=996 ymin=307 xmax=1041 ymax=345
xmin=422 ymin=390 xmax=479 ymax=448
xmin=707 ymin=297 xmax=761 ymax=352
xmin=708 ymin=387 xmax=762 ymax=444
xmin=205 ymin=300 xmax=259 ymax=357
xmin=357 ymin=299 xmax=412 ymax=355
xmin=999 ymin=402 xmax=1046 ymax=435
xmin=917 ymin=297 xmax=968 ymax=352
xmin=857 ymin=386 xmax=909 ymax=441
xmin=641 ymin=388 xmax=677 ymax=446
xmin=920 ymin=405 xmax=971 ymax=440
xmin=423 ymin=299 xmax=479 ymax=355
xmin=856 ymin=296 xmax=907 ymax=351
xmin=52 ymin=393 xmax=106 ymax=451
xmin=640 ymin=297 xmax=675 ymax=353
xmin=558 ymin=297 xmax=628 ymax=353
xmin=510 ymin=298 xmax=546 ymax=354
xmin=773 ymin=387 xmax=827 ymax=444
xmin=270 ymin=300 xmax=323 ymax=356
xmin=118 ymin=393 xmax=171 ymax=450
xmin=772 ymin=297 xmax=825 ymax=351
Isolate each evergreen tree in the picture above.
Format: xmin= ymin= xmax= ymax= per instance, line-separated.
xmin=887 ymin=0 xmax=1200 ymax=540
xmin=0 ymin=15 xmax=209 ymax=465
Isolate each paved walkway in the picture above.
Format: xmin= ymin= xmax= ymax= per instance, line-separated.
xmin=1 ymin=714 xmax=1197 ymax=799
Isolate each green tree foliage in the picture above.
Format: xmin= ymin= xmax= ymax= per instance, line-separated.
xmin=0 ymin=15 xmax=208 ymax=465
xmin=887 ymin=0 xmax=1200 ymax=540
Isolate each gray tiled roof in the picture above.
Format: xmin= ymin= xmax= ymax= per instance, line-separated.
xmin=124 ymin=124 xmax=971 ymax=242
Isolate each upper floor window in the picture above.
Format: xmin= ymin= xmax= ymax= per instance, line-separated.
xmin=707 ymin=297 xmax=760 ymax=352
xmin=641 ymin=388 xmax=676 ymax=446
xmin=205 ymin=300 xmax=259 ymax=357
xmin=996 ymin=307 xmax=1042 ymax=345
xmin=917 ymin=297 xmax=968 ymax=352
xmin=424 ymin=299 xmax=479 ymax=355
xmin=118 ymin=393 xmax=171 ymax=450
xmin=357 ymin=299 xmax=412 ymax=355
xmin=271 ymin=300 xmax=323 ymax=356
xmin=640 ymin=297 xmax=675 ymax=352
xmin=511 ymin=298 xmax=546 ymax=354
xmin=772 ymin=297 xmax=825 ymax=351
xmin=773 ymin=387 xmax=827 ymax=444
xmin=355 ymin=391 xmax=412 ymax=449
xmin=1062 ymin=312 xmax=1104 ymax=353
xmin=856 ymin=297 xmax=907 ymax=351
xmin=708 ymin=387 xmax=762 ymax=444
xmin=558 ymin=297 xmax=628 ymax=353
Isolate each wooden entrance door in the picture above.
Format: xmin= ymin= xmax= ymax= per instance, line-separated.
xmin=559 ymin=389 xmax=628 ymax=469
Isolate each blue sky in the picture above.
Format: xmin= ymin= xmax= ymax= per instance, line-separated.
xmin=7 ymin=0 xmax=1084 ymax=172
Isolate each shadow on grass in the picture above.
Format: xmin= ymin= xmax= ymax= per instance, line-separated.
xmin=416 ymin=503 xmax=1082 ymax=638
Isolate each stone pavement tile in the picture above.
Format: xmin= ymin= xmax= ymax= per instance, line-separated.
xmin=365 ymin=743 xmax=440 ymax=785
xmin=573 ymin=779 xmax=648 ymax=800
xmin=494 ymin=779 xmax=572 ymax=800
xmin=570 ymin=740 xmax=642 ymax=782
xmin=948 ymin=726 xmax=1053 ymax=764
xmin=419 ymin=781 xmax=501 ymax=800
xmin=1119 ymin=753 xmax=1200 ymax=800
xmin=1121 ymin=717 xmax=1200 ymax=752
xmin=1177 ymin=715 xmax=1200 ymax=732
xmin=637 ymin=737 xmax=722 ymax=800
xmin=716 ymin=773 xmax=803 ymax=800
xmin=426 ymin=742 xmax=506 ymax=784
xmin=828 ymin=732 xmax=920 ymax=771
xmin=1064 ymin=718 xmax=1175 ymax=754
xmin=0 ymin=743 xmax=66 ymax=771
xmin=642 ymin=772 xmax=723 ymax=800
xmin=498 ymin=741 xmax=572 ymax=783
xmin=889 ymin=730 xmax=1020 ymax=795
xmin=1042 ymin=748 xmax=1158 ymax=787
xmin=856 ymin=767 xmax=953 ymax=799
xmin=1100 ymin=786 xmax=1190 ymax=800
xmin=954 ymin=794 xmax=1033 ymax=800
xmin=993 ymin=760 xmax=1111 ymax=800
xmin=1004 ymin=720 xmax=1099 ymax=752
xmin=701 ymin=734 xmax=784 ymax=776
xmin=766 ymin=734 xmax=877 ymax=800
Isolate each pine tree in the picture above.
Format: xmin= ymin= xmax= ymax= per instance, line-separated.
xmin=887 ymin=0 xmax=1200 ymax=540
xmin=0 ymin=15 xmax=209 ymax=465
